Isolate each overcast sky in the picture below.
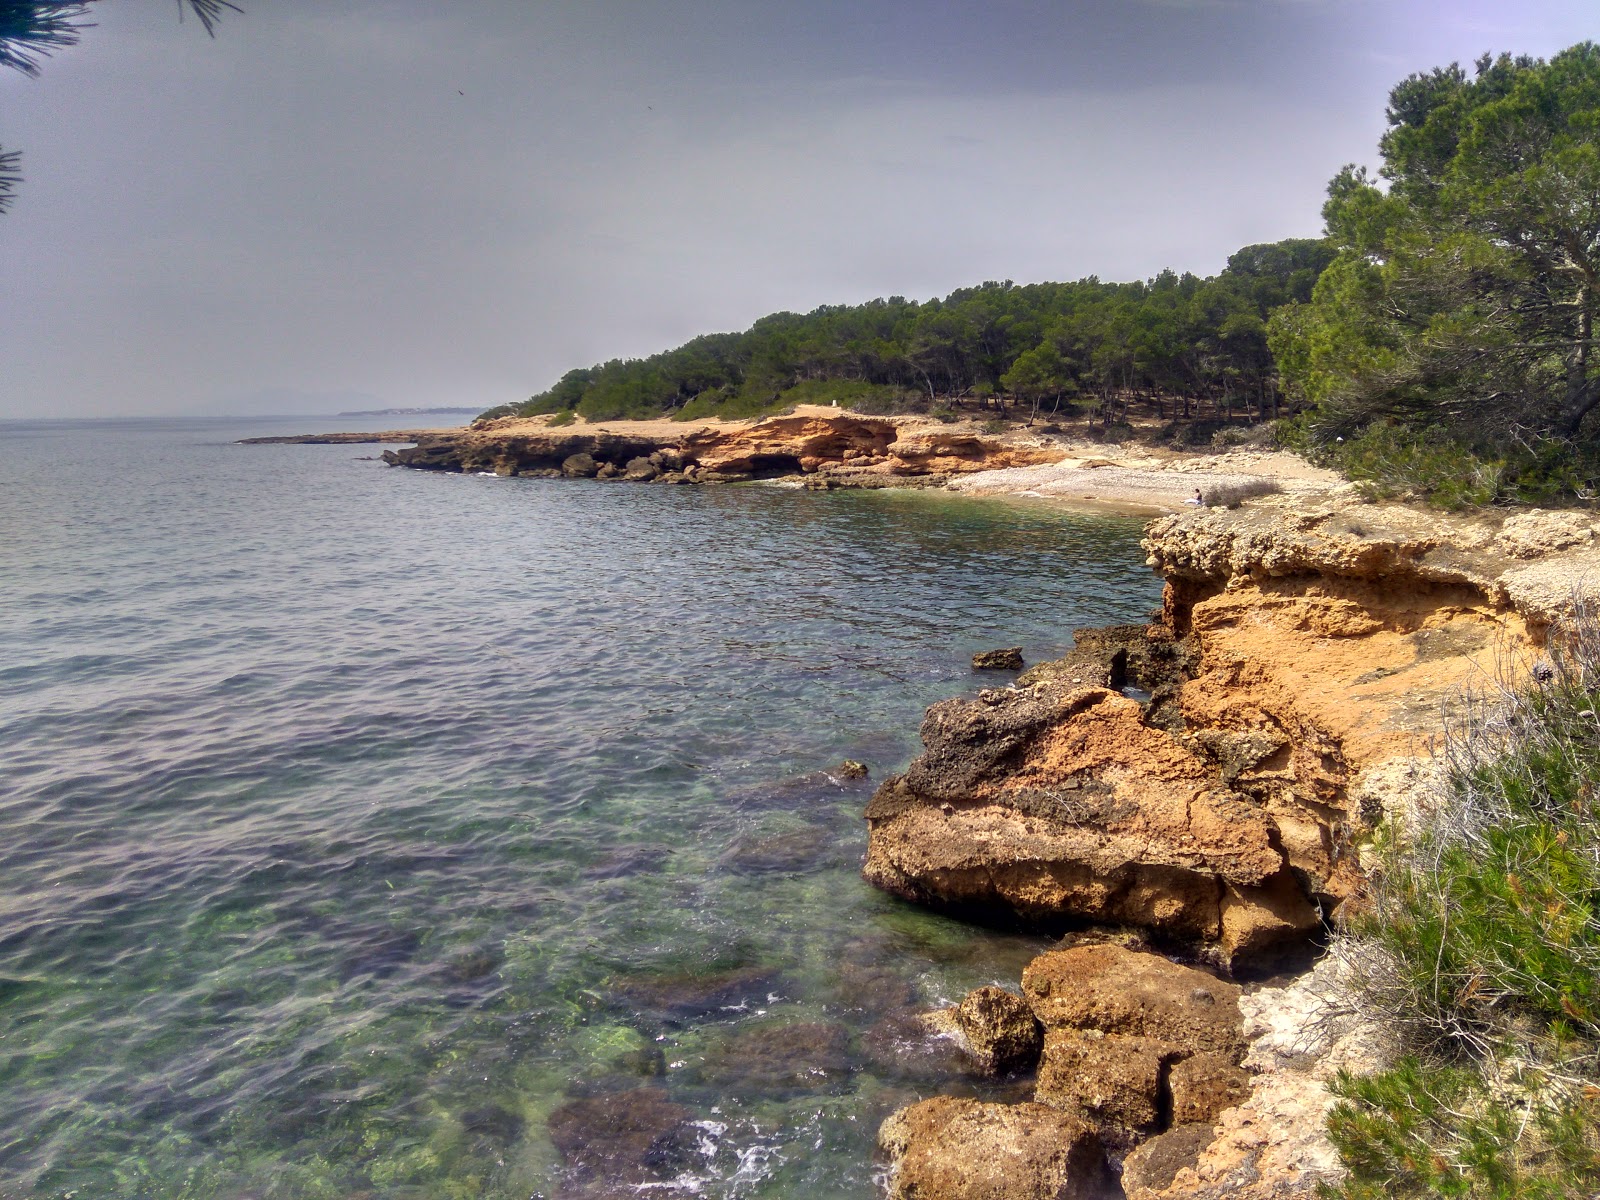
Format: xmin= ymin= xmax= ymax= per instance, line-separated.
xmin=2 ymin=1 xmax=1596 ymax=418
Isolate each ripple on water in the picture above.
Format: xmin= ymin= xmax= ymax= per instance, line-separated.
xmin=0 ymin=420 xmax=1160 ymax=1198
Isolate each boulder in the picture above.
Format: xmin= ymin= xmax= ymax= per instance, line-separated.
xmin=1021 ymin=945 xmax=1243 ymax=1056
xmin=1022 ymin=945 xmax=1248 ymax=1143
xmin=954 ymin=986 xmax=1042 ymax=1075
xmin=972 ymin=647 xmax=1024 ymax=670
xmin=624 ymin=456 xmax=660 ymax=481
xmin=1168 ymin=1052 xmax=1252 ymax=1125
xmin=561 ymin=452 xmax=600 ymax=478
xmin=1034 ymin=1029 xmax=1171 ymax=1133
xmin=1120 ymin=1123 xmax=1218 ymax=1196
xmin=878 ymin=1096 xmax=1108 ymax=1200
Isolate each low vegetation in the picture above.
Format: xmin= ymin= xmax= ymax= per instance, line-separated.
xmin=1201 ymin=479 xmax=1282 ymax=509
xmin=1324 ymin=606 xmax=1600 ymax=1197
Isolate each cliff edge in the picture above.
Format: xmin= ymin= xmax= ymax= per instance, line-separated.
xmin=868 ymin=494 xmax=1600 ymax=1198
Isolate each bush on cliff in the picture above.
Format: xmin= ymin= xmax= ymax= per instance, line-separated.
xmin=1324 ymin=605 xmax=1600 ymax=1197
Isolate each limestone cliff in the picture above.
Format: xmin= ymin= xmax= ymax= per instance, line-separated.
xmin=865 ymin=495 xmax=1600 ymax=968
xmin=869 ymin=495 xmax=1600 ymax=1198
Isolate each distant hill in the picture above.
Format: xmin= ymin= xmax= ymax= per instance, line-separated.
xmin=336 ymin=407 xmax=482 ymax=417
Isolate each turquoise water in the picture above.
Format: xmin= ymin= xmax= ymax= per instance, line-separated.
xmin=0 ymin=417 xmax=1161 ymax=1199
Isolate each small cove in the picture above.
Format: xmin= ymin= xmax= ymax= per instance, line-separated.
xmin=0 ymin=416 xmax=1163 ymax=1198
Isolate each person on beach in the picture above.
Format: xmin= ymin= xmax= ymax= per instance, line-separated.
xmin=1185 ymin=489 xmax=1203 ymax=505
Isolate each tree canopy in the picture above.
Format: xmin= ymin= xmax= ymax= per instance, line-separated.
xmin=1271 ymin=43 xmax=1600 ymax=500
xmin=489 ymin=237 xmax=1333 ymax=427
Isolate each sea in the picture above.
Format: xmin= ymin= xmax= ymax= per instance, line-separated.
xmin=0 ymin=415 xmax=1162 ymax=1199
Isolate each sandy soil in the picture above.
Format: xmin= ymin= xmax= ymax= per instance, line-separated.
xmin=948 ymin=445 xmax=1344 ymax=512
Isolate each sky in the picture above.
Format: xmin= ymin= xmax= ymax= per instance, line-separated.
xmin=2 ymin=1 xmax=1597 ymax=419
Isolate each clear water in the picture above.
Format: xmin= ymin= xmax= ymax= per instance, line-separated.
xmin=0 ymin=417 xmax=1161 ymax=1199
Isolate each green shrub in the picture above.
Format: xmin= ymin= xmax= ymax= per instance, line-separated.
xmin=1202 ymin=479 xmax=1283 ymax=508
xmin=1287 ymin=419 xmax=1600 ymax=509
xmin=1212 ymin=422 xmax=1278 ymax=449
xmin=1325 ymin=604 xmax=1600 ymax=1197
xmin=1324 ymin=1059 xmax=1600 ymax=1200
xmin=1321 ymin=423 xmax=1503 ymax=510
xmin=547 ymin=409 xmax=577 ymax=427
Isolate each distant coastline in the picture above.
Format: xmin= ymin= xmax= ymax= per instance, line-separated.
xmin=335 ymin=406 xmax=481 ymax=417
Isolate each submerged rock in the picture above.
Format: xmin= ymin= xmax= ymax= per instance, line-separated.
xmin=546 ymin=1088 xmax=698 ymax=1185
xmin=719 ymin=825 xmax=832 ymax=875
xmin=606 ymin=965 xmax=782 ymax=1026
xmin=696 ymin=1019 xmax=853 ymax=1094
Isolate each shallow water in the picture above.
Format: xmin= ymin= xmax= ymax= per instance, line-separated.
xmin=0 ymin=416 xmax=1162 ymax=1199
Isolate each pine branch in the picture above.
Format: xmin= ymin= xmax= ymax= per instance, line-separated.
xmin=0 ymin=146 xmax=20 ymax=214
xmin=0 ymin=1 xmax=91 ymax=77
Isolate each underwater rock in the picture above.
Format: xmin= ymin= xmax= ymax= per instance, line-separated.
xmin=953 ymin=986 xmax=1042 ymax=1075
xmin=837 ymin=759 xmax=870 ymax=779
xmin=971 ymin=647 xmax=1024 ymax=670
xmin=606 ymin=965 xmax=783 ymax=1026
xmin=720 ymin=826 xmax=832 ymax=874
xmin=829 ymin=960 xmax=917 ymax=1013
xmin=579 ymin=845 xmax=668 ymax=880
xmin=546 ymin=1087 xmax=698 ymax=1185
xmin=335 ymin=927 xmax=421 ymax=984
xmin=878 ymin=1096 xmax=1109 ymax=1200
xmin=857 ymin=1010 xmax=982 ymax=1084
xmin=696 ymin=1019 xmax=852 ymax=1094
xmin=440 ymin=944 xmax=503 ymax=983
xmin=460 ymin=1103 xmax=524 ymax=1144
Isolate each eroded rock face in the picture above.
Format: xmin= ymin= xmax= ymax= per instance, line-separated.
xmin=867 ymin=499 xmax=1545 ymax=965
xmin=863 ymin=672 xmax=1321 ymax=964
xmin=381 ymin=411 xmax=1066 ymax=484
xmin=953 ymin=985 xmax=1042 ymax=1075
xmin=877 ymin=1096 xmax=1108 ymax=1200
xmin=1022 ymin=945 xmax=1246 ymax=1143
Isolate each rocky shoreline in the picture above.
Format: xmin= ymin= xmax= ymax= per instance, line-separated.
xmin=865 ymin=495 xmax=1600 ymax=1198
xmin=244 ymin=406 xmax=1339 ymax=509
